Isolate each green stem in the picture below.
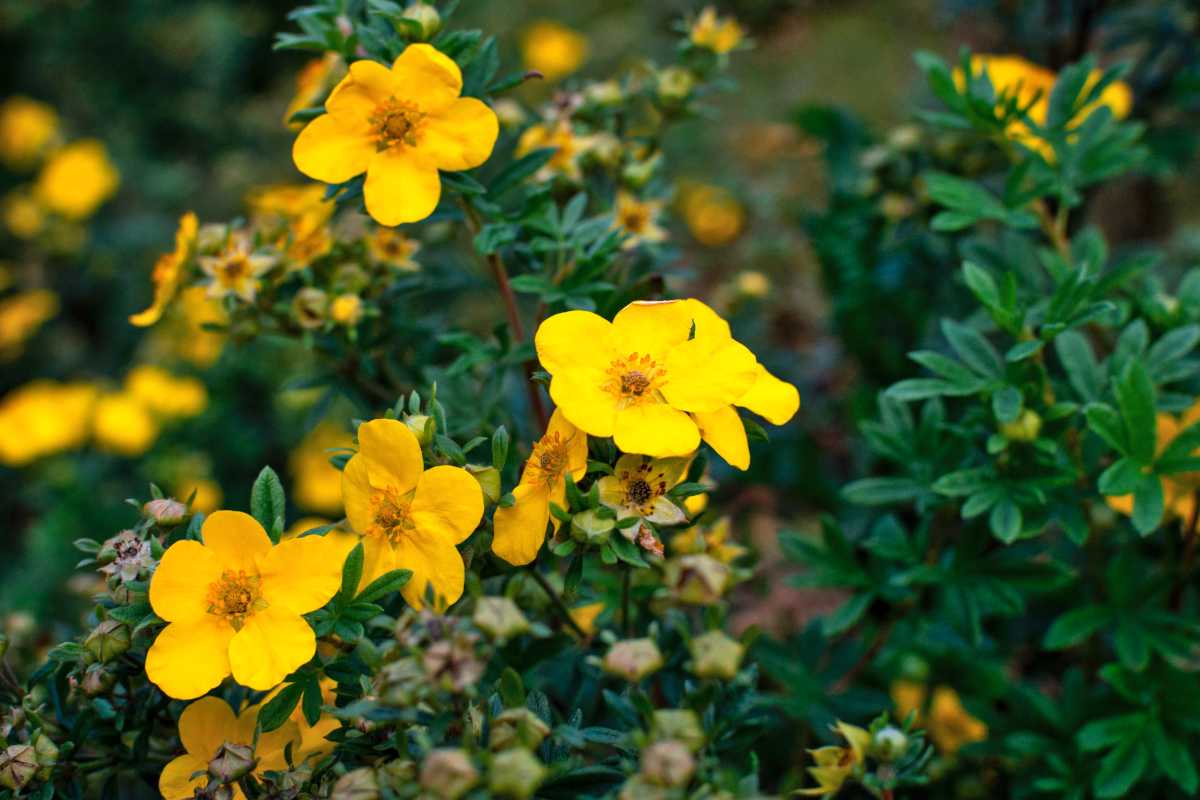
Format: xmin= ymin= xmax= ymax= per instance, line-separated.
xmin=525 ymin=565 xmax=586 ymax=637
xmin=622 ymin=566 xmax=632 ymax=637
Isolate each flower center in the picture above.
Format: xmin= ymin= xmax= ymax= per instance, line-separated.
xmin=371 ymin=98 xmax=426 ymax=150
xmin=217 ymin=255 xmax=250 ymax=287
xmin=369 ymin=487 xmax=416 ymax=543
xmin=527 ymin=431 xmax=573 ymax=487
xmin=617 ymin=460 xmax=669 ymax=514
xmin=620 ymin=207 xmax=650 ymax=233
xmin=625 ymin=478 xmax=653 ymax=506
xmin=206 ymin=570 xmax=265 ymax=630
xmin=602 ymin=353 xmax=667 ymax=406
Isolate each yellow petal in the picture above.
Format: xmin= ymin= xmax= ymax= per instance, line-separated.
xmin=145 ymin=617 xmax=234 ymax=700
xmin=412 ymin=465 xmax=484 ymax=545
xmin=238 ymin=706 xmax=302 ymax=772
xmin=150 ymin=539 xmax=222 ymax=623
xmin=613 ymin=404 xmax=700 ymax=458
xmin=358 ymin=418 xmax=423 ymax=493
xmin=683 ymin=298 xmax=733 ymax=340
xmin=534 ymin=310 xmax=615 ymax=375
xmin=662 ymin=337 xmax=758 ymax=413
xmin=549 ymin=369 xmax=617 ymax=438
xmin=364 ymin=149 xmax=441 ymax=225
xmin=326 ymin=59 xmax=400 ymax=120
xmin=419 ymin=97 xmax=499 ymax=171
xmin=259 ymin=535 xmax=343 ymax=614
xmin=159 ymin=754 xmax=210 ymax=800
xmin=201 ymin=510 xmax=273 ymax=572
xmin=394 ymin=528 xmax=464 ymax=610
xmin=611 ymin=300 xmax=693 ymax=360
xmin=693 ymin=405 xmax=750 ymax=470
xmin=361 ymin=532 xmax=397 ymax=588
xmin=228 ymin=606 xmax=316 ymax=691
xmin=342 ymin=454 xmax=375 ymax=533
xmin=737 ymin=364 xmax=800 ymax=425
xmin=389 ymin=44 xmax=463 ymax=112
xmin=178 ymin=695 xmax=238 ymax=757
xmin=292 ymin=113 xmax=374 ymax=184
xmin=492 ymin=482 xmax=552 ymax=566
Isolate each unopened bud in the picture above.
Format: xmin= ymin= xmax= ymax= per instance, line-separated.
xmin=292 ymin=287 xmax=329 ymax=330
xmin=331 ymin=767 xmax=379 ymax=800
xmin=208 ymin=741 xmax=256 ymax=784
xmin=473 ymin=597 xmax=530 ymax=643
xmin=488 ymin=748 xmax=546 ymax=799
xmin=467 ymin=465 xmax=502 ymax=504
xmin=420 ymin=749 xmax=477 ymax=800
xmin=404 ymin=414 xmax=435 ymax=446
xmin=870 ymin=726 xmax=909 ymax=762
xmin=402 ymin=2 xmax=441 ymax=39
xmin=689 ymin=630 xmax=744 ymax=680
xmin=85 ymin=620 xmax=131 ymax=664
xmin=657 ymin=66 xmax=694 ymax=104
xmin=651 ymin=710 xmax=705 ymax=752
xmin=32 ymin=733 xmax=58 ymax=780
xmin=0 ymin=744 xmax=36 ymax=791
xmin=489 ymin=708 xmax=551 ymax=751
xmin=331 ymin=293 xmax=364 ymax=326
xmin=664 ymin=554 xmax=730 ymax=605
xmin=570 ymin=509 xmax=614 ymax=545
xmin=602 ymin=639 xmax=663 ymax=682
xmin=640 ymin=740 xmax=695 ymax=787
xmin=80 ymin=663 xmax=116 ymax=696
xmin=144 ymin=498 xmax=188 ymax=525
xmin=195 ymin=223 xmax=228 ymax=254
xmin=1000 ymin=409 xmax=1042 ymax=442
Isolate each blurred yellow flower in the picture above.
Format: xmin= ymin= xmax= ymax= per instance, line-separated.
xmin=670 ymin=516 xmax=746 ymax=564
xmin=330 ymin=293 xmax=363 ymax=326
xmin=891 ymin=680 xmax=988 ymax=755
xmin=293 ymin=45 xmax=499 ymax=225
xmin=247 ymin=183 xmax=334 ymax=269
xmin=798 ymin=721 xmax=870 ymax=796
xmin=520 ymin=21 xmax=588 ymax=82
xmin=0 ymin=96 xmax=59 ymax=168
xmin=493 ymin=409 xmax=588 ymax=566
xmin=170 ymin=287 xmax=226 ymax=367
xmin=199 ymin=232 xmax=276 ymax=303
xmin=290 ymin=422 xmax=353 ymax=516
xmin=569 ymin=602 xmax=605 ymax=637
xmin=159 ymin=696 xmax=300 ymax=800
xmin=341 ymin=418 xmax=483 ymax=608
xmin=516 ymin=120 xmax=588 ymax=181
xmin=146 ymin=510 xmax=343 ymax=698
xmin=284 ymin=52 xmax=343 ymax=128
xmin=2 ymin=191 xmax=45 ymax=239
xmin=124 ymin=365 xmax=207 ymax=420
xmin=177 ymin=477 xmax=223 ymax=514
xmin=34 ymin=140 xmax=119 ymax=220
xmin=689 ymin=7 xmax=745 ymax=55
xmin=613 ymin=191 xmax=667 ymax=250
xmin=679 ymin=183 xmax=744 ymax=247
xmin=1106 ymin=401 xmax=1200 ymax=524
xmin=368 ymin=227 xmax=421 ymax=272
xmin=733 ymin=270 xmax=769 ymax=298
xmin=0 ymin=289 xmax=58 ymax=357
xmin=129 ymin=212 xmax=199 ymax=327
xmin=92 ymin=391 xmax=159 ymax=457
xmin=0 ymin=380 xmax=96 ymax=466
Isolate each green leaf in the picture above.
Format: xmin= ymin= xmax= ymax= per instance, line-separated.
xmin=1093 ymin=738 xmax=1149 ymax=798
xmin=608 ymin=533 xmax=650 ymax=568
xmin=1113 ymin=620 xmax=1150 ymax=670
xmin=489 ymin=147 xmax=555 ymax=197
xmin=1056 ymin=330 xmax=1104 ymax=401
xmin=354 ymin=569 xmax=412 ymax=603
xmin=823 ymin=593 xmax=873 ymax=635
xmin=499 ymin=667 xmax=526 ymax=708
xmin=250 ymin=466 xmax=286 ymax=542
xmin=301 ymin=675 xmax=323 ymax=726
xmin=992 ymin=386 xmax=1023 ymax=423
xmin=942 ymin=319 xmax=1004 ymax=378
xmin=1085 ymin=404 xmax=1128 ymax=454
xmin=258 ymin=682 xmax=303 ymax=732
xmin=989 ymin=498 xmax=1022 ymax=543
xmin=1131 ymin=474 xmax=1164 ymax=535
xmin=1078 ymin=713 xmax=1146 ymax=751
xmin=340 ymin=543 xmax=364 ymax=602
xmin=491 ymin=425 xmax=510 ymax=471
xmin=1097 ymin=458 xmax=1142 ymax=495
xmin=1043 ymin=605 xmax=1111 ymax=649
xmin=1150 ymin=724 xmax=1198 ymax=794
xmin=841 ymin=477 xmax=927 ymax=506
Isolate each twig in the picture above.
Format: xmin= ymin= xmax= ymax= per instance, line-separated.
xmin=1032 ymin=198 xmax=1071 ymax=261
xmin=525 ymin=565 xmax=586 ymax=637
xmin=832 ymin=617 xmax=897 ymax=693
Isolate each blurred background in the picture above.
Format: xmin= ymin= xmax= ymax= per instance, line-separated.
xmin=0 ymin=0 xmax=1197 ymax=707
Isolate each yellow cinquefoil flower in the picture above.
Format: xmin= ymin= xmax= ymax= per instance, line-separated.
xmin=130 ymin=212 xmax=199 ymax=327
xmin=290 ymin=422 xmax=354 ymax=516
xmin=569 ymin=602 xmax=605 ymax=637
xmin=891 ymin=680 xmax=988 ymax=755
xmin=199 ymin=232 xmax=277 ymax=303
xmin=689 ymin=7 xmax=745 ymax=55
xmin=156 ymin=286 xmax=226 ymax=367
xmin=176 ymin=477 xmax=223 ymax=514
xmin=146 ymin=511 xmax=342 ymax=699
xmin=93 ymin=391 xmax=159 ymax=457
xmin=2 ymin=190 xmax=45 ymax=239
xmin=678 ymin=182 xmax=744 ymax=247
xmin=0 ymin=380 xmax=97 ymax=466
xmin=492 ymin=409 xmax=588 ymax=566
xmin=798 ymin=721 xmax=870 ymax=796
xmin=598 ymin=454 xmax=689 ymax=553
xmin=516 ymin=120 xmax=589 ymax=182
xmin=613 ymin=192 xmax=667 ymax=250
xmin=670 ymin=516 xmax=747 ymax=564
xmin=159 ymin=696 xmax=300 ymax=800
xmin=247 ymin=183 xmax=334 ymax=270
xmin=125 ymin=365 xmax=207 ymax=420
xmin=0 ymin=289 xmax=58 ymax=358
xmin=342 ymin=419 xmax=484 ymax=609
xmin=0 ymin=96 xmax=59 ymax=168
xmin=368 ymin=227 xmax=421 ymax=272
xmin=1107 ymin=401 xmax=1200 ymax=524
xmin=34 ymin=139 xmax=119 ymax=220
xmin=520 ymin=21 xmax=588 ymax=82
xmin=284 ymin=52 xmax=344 ymax=128
xmin=293 ymin=45 xmax=499 ymax=226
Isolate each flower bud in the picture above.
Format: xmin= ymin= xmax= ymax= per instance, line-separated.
xmin=640 ymin=740 xmax=695 ymax=787
xmin=331 ymin=293 xmax=364 ymax=326
xmin=404 ymin=413 xmax=435 ymax=446
xmin=420 ymin=748 xmax=478 ymax=800
xmin=651 ymin=710 xmax=705 ymax=752
xmin=402 ymin=2 xmax=442 ymax=39
xmin=570 ymin=509 xmax=614 ymax=545
xmin=734 ymin=270 xmax=769 ymax=299
xmin=492 ymin=99 xmax=526 ymax=129
xmin=84 ymin=620 xmax=131 ymax=664
xmin=473 ymin=597 xmax=530 ymax=643
xmin=377 ymin=758 xmax=416 ymax=792
xmin=584 ymin=79 xmax=622 ymax=107
xmin=331 ymin=767 xmax=380 ymax=800
xmin=467 ymin=465 xmax=502 ymax=504
xmin=664 ymin=554 xmax=730 ymax=605
xmin=1000 ymin=409 xmax=1042 ymax=442
xmin=870 ymin=726 xmax=909 ymax=762
xmin=489 ymin=708 xmax=551 ymax=751
xmin=145 ymin=498 xmax=188 ymax=525
xmin=656 ymin=66 xmax=695 ymax=104
xmin=292 ymin=287 xmax=329 ymax=330
xmin=32 ymin=733 xmax=58 ymax=780
xmin=0 ymin=744 xmax=36 ymax=791
xmin=488 ymin=748 xmax=546 ymax=799
xmin=80 ymin=663 xmax=116 ymax=696
xmin=621 ymin=151 xmax=661 ymax=190
xmin=689 ymin=630 xmax=744 ymax=680
xmin=208 ymin=741 xmax=256 ymax=784
xmin=602 ymin=638 xmax=663 ymax=682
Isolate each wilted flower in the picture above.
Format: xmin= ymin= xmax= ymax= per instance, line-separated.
xmin=665 ymin=553 xmax=731 ymax=604
xmin=423 ymin=631 xmax=485 ymax=692
xmin=420 ymin=749 xmax=478 ymax=799
xmin=598 ymin=454 xmax=690 ymax=554
xmin=640 ymin=740 xmax=695 ymax=787
xmin=330 ymin=767 xmax=380 ymax=800
xmin=0 ymin=744 xmax=36 ymax=791
xmin=473 ymin=596 xmax=530 ymax=642
xmin=292 ymin=287 xmax=330 ymax=329
xmin=689 ymin=629 xmax=744 ymax=679
xmin=520 ymin=21 xmax=588 ymax=82
xmin=613 ymin=191 xmax=667 ymax=250
xmin=603 ymin=638 xmax=663 ymax=681
xmin=34 ymin=139 xmax=119 ymax=220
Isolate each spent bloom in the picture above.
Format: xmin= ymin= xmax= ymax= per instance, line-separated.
xmin=368 ymin=227 xmax=421 ymax=272
xmin=688 ymin=7 xmax=745 ymax=55
xmin=34 ymin=139 xmax=119 ymax=220
xmin=520 ymin=20 xmax=588 ymax=82
xmin=492 ymin=409 xmax=588 ymax=566
xmin=597 ymin=454 xmax=689 ymax=555
xmin=145 ymin=510 xmax=343 ymax=698
xmin=293 ymin=44 xmax=499 ymax=225
xmin=129 ymin=212 xmax=199 ymax=327
xmin=342 ymin=418 xmax=484 ymax=608
xmin=98 ymin=530 xmax=155 ymax=583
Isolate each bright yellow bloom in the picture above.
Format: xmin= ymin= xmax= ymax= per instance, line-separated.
xmin=798 ymin=721 xmax=870 ymax=796
xmin=159 ymin=696 xmax=301 ymax=800
xmin=689 ymin=7 xmax=744 ymax=54
xmin=516 ymin=120 xmax=589 ymax=182
xmin=598 ymin=454 xmax=689 ymax=554
xmin=492 ymin=409 xmax=588 ymax=565
xmin=1107 ymin=402 xmax=1200 ymax=523
xmin=130 ymin=212 xmax=199 ymax=327
xmin=146 ymin=510 xmax=343 ymax=699
xmin=890 ymin=680 xmax=988 ymax=755
xmin=330 ymin=293 xmax=364 ymax=326
xmin=168 ymin=287 xmax=226 ymax=367
xmin=2 ymin=191 xmax=45 ymax=239
xmin=284 ymin=52 xmax=344 ymax=128
xmin=199 ymin=232 xmax=276 ymax=303
xmin=341 ymin=419 xmax=483 ymax=609
xmin=0 ymin=97 xmax=58 ymax=168
xmin=368 ymin=227 xmax=421 ymax=272
xmin=290 ymin=422 xmax=354 ymax=516
xmin=34 ymin=140 xmax=119 ymax=219
xmin=92 ymin=391 xmax=159 ymax=457
xmin=293 ymin=45 xmax=499 ymax=226
xmin=0 ymin=380 xmax=96 ymax=466
xmin=613 ymin=192 xmax=667 ymax=250
xmin=247 ymin=183 xmax=334 ymax=269
xmin=176 ymin=478 xmax=223 ymax=514
xmin=678 ymin=183 xmax=744 ymax=247
xmin=0 ymin=290 xmax=57 ymax=357
xmin=520 ymin=21 xmax=588 ymax=82
xmin=670 ymin=516 xmax=746 ymax=564
xmin=124 ymin=365 xmax=207 ymax=419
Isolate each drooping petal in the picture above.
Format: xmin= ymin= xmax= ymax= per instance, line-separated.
xmin=662 ymin=336 xmax=758 ymax=413
xmin=341 ymin=454 xmax=375 ymax=534
xmin=736 ymin=364 xmax=800 ymax=425
xmin=228 ymin=606 xmax=316 ymax=691
xmin=412 ymin=465 xmax=484 ymax=545
xmin=534 ymin=310 xmax=615 ymax=375
xmin=178 ymin=695 xmax=239 ymax=758
xmin=357 ymin=418 xmax=423 ymax=494
xmin=326 ymin=59 xmax=400 ymax=120
xmin=613 ymin=404 xmax=700 ymax=458
xmin=418 ymin=97 xmax=499 ymax=171
xmin=145 ymin=617 xmax=235 ymax=700
xmin=611 ymin=300 xmax=693 ymax=360
xmin=292 ymin=113 xmax=374 ymax=184
xmin=549 ymin=370 xmax=617 ymax=438
xmin=159 ymin=754 xmax=210 ymax=800
xmin=201 ymin=510 xmax=273 ymax=572
xmin=393 ymin=528 xmax=465 ymax=610
xmin=693 ymin=405 xmax=750 ymax=470
xmin=363 ymin=148 xmax=441 ymax=225
xmin=149 ymin=539 xmax=222 ymax=623
xmin=389 ymin=44 xmax=463 ymax=112
xmin=492 ymin=483 xmax=552 ymax=566
xmin=259 ymin=535 xmax=343 ymax=614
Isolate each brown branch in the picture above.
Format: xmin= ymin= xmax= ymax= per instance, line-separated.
xmin=832 ymin=616 xmax=897 ymax=693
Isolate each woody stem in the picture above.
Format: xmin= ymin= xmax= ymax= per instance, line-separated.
xmin=524 ymin=565 xmax=586 ymax=637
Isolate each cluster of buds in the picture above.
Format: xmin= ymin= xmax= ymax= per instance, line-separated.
xmin=619 ymin=710 xmax=707 ymax=797
xmin=377 ymin=611 xmax=489 ymax=706
xmin=0 ymin=731 xmax=59 ymax=792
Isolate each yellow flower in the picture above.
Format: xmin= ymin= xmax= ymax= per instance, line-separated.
xmin=330 ymin=293 xmax=364 ymax=326
xmin=124 ymin=365 xmax=207 ymax=419
xmin=520 ymin=21 xmax=588 ymax=82
xmin=598 ymin=454 xmax=689 ymax=552
xmin=0 ymin=96 xmax=58 ymax=168
xmin=569 ymin=602 xmax=605 ymax=637
xmin=368 ymin=227 xmax=421 ymax=272
xmin=247 ymin=183 xmax=334 ymax=269
xmin=146 ymin=510 xmax=343 ymax=699
xmin=293 ymin=45 xmax=499 ymax=226
xmin=159 ymin=696 xmax=301 ymax=799
xmin=34 ymin=140 xmax=119 ymax=220
xmin=669 ymin=516 xmax=746 ymax=564
xmin=177 ymin=478 xmax=223 ymax=514
xmin=1106 ymin=402 xmax=1200 ymax=523
xmin=890 ymin=680 xmax=988 ymax=755
xmin=290 ymin=422 xmax=354 ymax=516
xmin=284 ymin=52 xmax=344 ymax=128
xmin=613 ymin=191 xmax=667 ymax=250
xmin=92 ymin=392 xmax=159 ymax=457
xmin=130 ymin=212 xmax=200 ymax=327
xmin=734 ymin=270 xmax=769 ymax=298
xmin=0 ymin=380 xmax=96 ymax=466
xmin=199 ymin=232 xmax=276 ymax=303
xmin=341 ymin=418 xmax=483 ymax=609
xmin=0 ymin=289 xmax=58 ymax=357
xmin=689 ymin=7 xmax=745 ymax=55
xmin=492 ymin=409 xmax=588 ymax=565
xmin=679 ymin=183 xmax=744 ymax=247
xmin=170 ymin=287 xmax=226 ymax=367
xmin=798 ymin=721 xmax=870 ymax=796
xmin=516 ymin=120 xmax=589 ymax=182
xmin=2 ymin=191 xmax=45 ymax=239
